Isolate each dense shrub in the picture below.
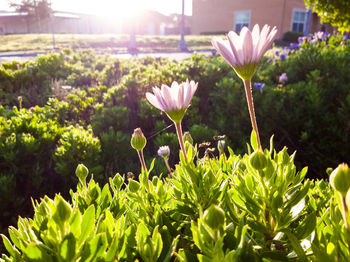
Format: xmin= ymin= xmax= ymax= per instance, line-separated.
xmin=2 ymin=139 xmax=350 ymax=261
xmin=0 ymin=106 xmax=103 ymax=234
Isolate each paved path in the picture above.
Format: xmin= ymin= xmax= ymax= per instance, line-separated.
xmin=0 ymin=49 xmax=216 ymax=63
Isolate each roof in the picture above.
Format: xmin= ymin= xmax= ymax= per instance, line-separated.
xmin=53 ymin=12 xmax=80 ymax=19
xmin=0 ymin=12 xmax=28 ymax=17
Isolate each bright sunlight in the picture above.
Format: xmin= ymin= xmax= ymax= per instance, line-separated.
xmin=50 ymin=0 xmax=192 ymax=18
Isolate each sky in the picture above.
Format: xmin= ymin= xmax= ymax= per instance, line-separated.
xmin=0 ymin=0 xmax=192 ymax=16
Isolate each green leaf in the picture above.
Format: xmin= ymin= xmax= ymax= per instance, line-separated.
xmin=152 ymin=226 xmax=163 ymax=260
xmin=52 ymin=196 xmax=72 ymax=225
xmin=282 ymin=229 xmax=308 ymax=262
xmin=25 ymin=243 xmax=53 ymax=262
xmin=1 ymin=234 xmax=17 ymax=258
xmin=26 ymin=243 xmax=42 ymax=260
xmin=88 ymin=233 xmax=107 ymax=260
xmin=128 ymin=180 xmax=140 ymax=193
xmin=8 ymin=227 xmax=21 ymax=249
xmin=69 ymin=210 xmax=82 ymax=239
xmin=105 ymin=236 xmax=119 ymax=262
xmin=294 ymin=212 xmax=316 ymax=240
xmin=80 ymin=205 xmax=95 ymax=245
xmin=250 ymin=130 xmax=258 ymax=151
xmin=59 ymin=233 xmax=76 ymax=261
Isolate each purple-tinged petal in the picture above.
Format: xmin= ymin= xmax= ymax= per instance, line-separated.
xmin=241 ymin=27 xmax=253 ymax=63
xmin=146 ymin=92 xmax=165 ymax=111
xmin=212 ymin=37 xmax=237 ymax=67
xmin=161 ymin=84 xmax=175 ymax=111
xmin=153 ymin=87 xmax=167 ymax=110
xmin=257 ymin=26 xmax=277 ymax=61
xmin=227 ymin=31 xmax=244 ymax=66
xmin=177 ymin=82 xmax=185 ymax=109
xmin=183 ymin=80 xmax=197 ymax=108
xmin=251 ymin=24 xmax=260 ymax=62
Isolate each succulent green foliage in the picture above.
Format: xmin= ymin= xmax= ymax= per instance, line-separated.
xmin=1 ymin=136 xmax=340 ymax=261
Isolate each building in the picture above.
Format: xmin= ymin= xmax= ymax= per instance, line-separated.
xmin=0 ymin=9 xmax=176 ymax=35
xmin=192 ymin=0 xmax=332 ymax=38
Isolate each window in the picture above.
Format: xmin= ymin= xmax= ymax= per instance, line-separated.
xmin=234 ymin=11 xmax=250 ymax=33
xmin=291 ymin=9 xmax=307 ymax=33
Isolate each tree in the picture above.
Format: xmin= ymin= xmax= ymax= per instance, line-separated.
xmin=8 ymin=0 xmax=51 ymax=32
xmin=304 ymin=0 xmax=350 ymax=33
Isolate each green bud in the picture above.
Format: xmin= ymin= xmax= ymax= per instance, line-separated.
xmin=203 ymin=205 xmax=225 ymax=229
xmin=131 ymin=128 xmax=147 ymax=151
xmin=183 ymin=131 xmax=193 ymax=145
xmin=249 ymin=150 xmax=267 ymax=170
xmin=326 ymin=167 xmax=333 ymax=176
xmin=112 ymin=173 xmax=124 ymax=190
xmin=238 ymin=161 xmax=246 ymax=171
xmin=330 ymin=163 xmax=350 ymax=196
xmin=76 ymin=164 xmax=89 ymax=184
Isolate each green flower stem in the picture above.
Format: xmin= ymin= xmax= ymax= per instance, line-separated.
xmin=244 ymin=80 xmax=262 ymax=150
xmin=137 ymin=149 xmax=148 ymax=173
xmin=175 ymin=121 xmax=188 ymax=163
xmin=164 ymin=158 xmax=173 ymax=178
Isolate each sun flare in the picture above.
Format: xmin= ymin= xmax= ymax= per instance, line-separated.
xmin=92 ymin=0 xmax=141 ymax=19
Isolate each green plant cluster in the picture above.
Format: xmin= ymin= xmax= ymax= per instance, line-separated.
xmin=0 ymin=34 xmax=349 ymax=241
xmin=0 ymin=105 xmax=103 ymax=234
xmin=2 ymin=134 xmax=349 ymax=261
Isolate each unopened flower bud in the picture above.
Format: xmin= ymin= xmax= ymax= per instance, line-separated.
xmin=249 ymin=150 xmax=267 ymax=170
xmin=76 ymin=164 xmax=89 ymax=184
xmin=130 ymin=128 xmax=146 ymax=151
xmin=203 ymin=205 xmax=225 ymax=229
xmin=158 ymin=145 xmax=170 ymax=159
xmin=217 ymin=140 xmax=225 ymax=154
xmin=330 ymin=163 xmax=350 ymax=197
xmin=183 ymin=131 xmax=193 ymax=145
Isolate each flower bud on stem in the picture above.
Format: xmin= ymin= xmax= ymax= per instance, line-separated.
xmin=244 ymin=80 xmax=261 ymax=150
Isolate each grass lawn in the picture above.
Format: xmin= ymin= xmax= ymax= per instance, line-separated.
xmin=0 ymin=34 xmax=218 ymax=53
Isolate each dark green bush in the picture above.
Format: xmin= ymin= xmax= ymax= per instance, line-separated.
xmin=282 ymin=31 xmax=304 ymax=42
xmin=0 ymin=106 xmax=104 ymax=234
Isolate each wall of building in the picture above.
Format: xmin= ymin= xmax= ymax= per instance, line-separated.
xmin=192 ymin=0 xmax=326 ymax=37
xmin=0 ymin=16 xmax=28 ymax=34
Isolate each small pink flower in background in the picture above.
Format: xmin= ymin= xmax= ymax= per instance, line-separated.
xmin=146 ymin=79 xmax=198 ymax=123
xmin=279 ymin=73 xmax=288 ymax=84
xmin=211 ymin=24 xmax=277 ymax=80
xmin=158 ymin=146 xmax=170 ymax=159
